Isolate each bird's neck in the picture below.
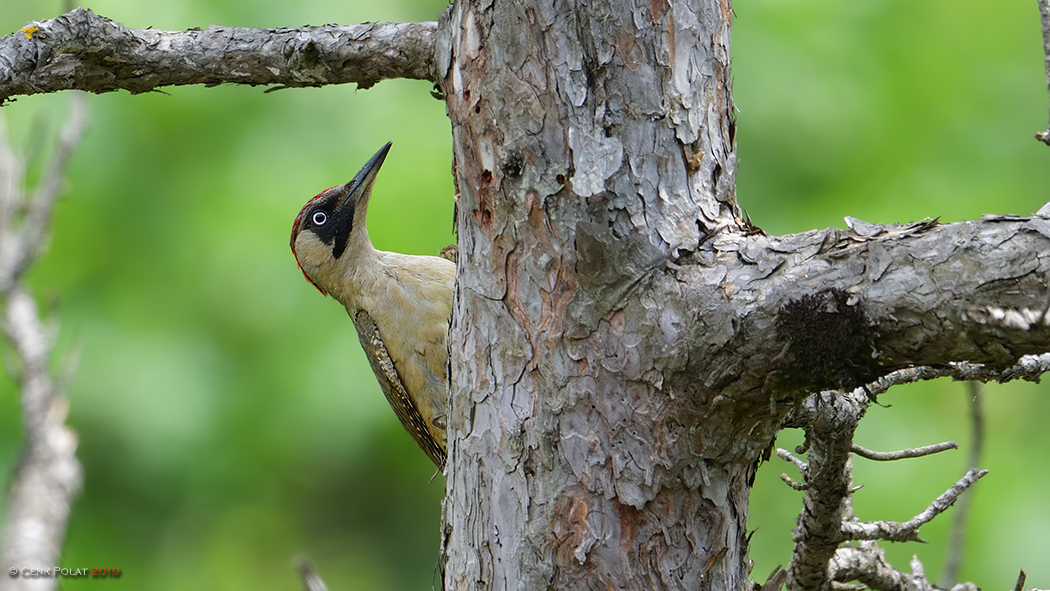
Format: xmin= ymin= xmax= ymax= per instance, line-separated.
xmin=327 ymin=232 xmax=380 ymax=311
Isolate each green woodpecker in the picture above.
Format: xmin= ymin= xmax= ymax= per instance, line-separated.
xmin=290 ymin=142 xmax=454 ymax=468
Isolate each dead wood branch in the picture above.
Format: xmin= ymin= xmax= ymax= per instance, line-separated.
xmin=0 ymin=8 xmax=437 ymax=104
xmin=0 ymin=93 xmax=87 ymax=591
xmin=850 ymin=441 xmax=957 ymax=461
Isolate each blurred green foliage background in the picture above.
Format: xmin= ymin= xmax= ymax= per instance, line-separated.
xmin=0 ymin=0 xmax=1047 ymax=589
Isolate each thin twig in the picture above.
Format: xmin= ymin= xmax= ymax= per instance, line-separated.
xmin=840 ymin=468 xmax=987 ymax=542
xmin=783 ymin=356 xmax=1050 ymax=434
xmin=18 ymin=95 xmax=88 ymax=272
xmin=776 ymin=447 xmax=808 ymax=472
xmin=296 ymin=558 xmax=329 ymax=591
xmin=780 ymin=473 xmax=807 ymax=491
xmin=776 ymin=447 xmax=808 ymax=490
xmin=868 ymin=355 xmax=1050 ymax=393
xmin=941 ymin=382 xmax=983 ymax=587
xmin=0 ymin=95 xmax=87 ymax=292
xmin=1037 ymin=0 xmax=1050 ymax=144
xmin=851 ymin=440 xmax=957 ymax=461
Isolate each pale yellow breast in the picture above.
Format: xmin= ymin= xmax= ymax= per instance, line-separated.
xmin=346 ymin=251 xmax=456 ymax=445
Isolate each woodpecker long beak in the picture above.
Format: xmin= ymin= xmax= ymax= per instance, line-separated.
xmin=324 ymin=142 xmax=391 ymax=260
xmin=342 ymin=141 xmax=392 ymax=209
xmin=290 ymin=142 xmax=394 ymax=291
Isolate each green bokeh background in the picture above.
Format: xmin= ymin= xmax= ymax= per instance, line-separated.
xmin=0 ymin=0 xmax=1047 ymax=589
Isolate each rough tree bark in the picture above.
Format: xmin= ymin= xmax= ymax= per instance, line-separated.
xmin=3 ymin=3 xmax=1050 ymax=591
xmin=436 ymin=1 xmax=1050 ymax=590
xmin=438 ymin=1 xmax=750 ymax=589
xmin=0 ymin=8 xmax=434 ymax=101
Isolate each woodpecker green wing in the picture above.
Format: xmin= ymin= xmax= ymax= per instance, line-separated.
xmin=352 ymin=309 xmax=447 ymax=469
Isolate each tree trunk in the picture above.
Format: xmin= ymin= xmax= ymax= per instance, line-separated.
xmin=439 ymin=1 xmax=752 ymax=588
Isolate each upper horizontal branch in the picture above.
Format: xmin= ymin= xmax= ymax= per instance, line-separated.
xmin=0 ymin=8 xmax=437 ymax=104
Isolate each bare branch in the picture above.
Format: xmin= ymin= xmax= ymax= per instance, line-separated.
xmin=1037 ymin=0 xmax=1050 ymax=144
xmin=0 ymin=288 xmax=82 ymax=591
xmin=296 ymin=558 xmax=328 ymax=591
xmin=784 ymin=384 xmax=990 ymax=591
xmin=831 ymin=545 xmax=982 ymax=591
xmin=786 ymin=390 xmax=868 ymax=591
xmin=850 ymin=441 xmax=957 ymax=461
xmin=840 ymin=468 xmax=987 ymax=543
xmin=828 ymin=353 xmax=1050 ymax=409
xmin=1010 ymin=570 xmax=1048 ymax=591
xmin=776 ymin=447 xmax=809 ymax=490
xmin=941 ymin=383 xmax=983 ymax=586
xmin=2 ymin=96 xmax=86 ymax=289
xmin=777 ymin=447 xmax=808 ymax=471
xmin=0 ymin=8 xmax=438 ymax=104
xmin=0 ymin=95 xmax=86 ymax=591
xmin=780 ymin=473 xmax=807 ymax=491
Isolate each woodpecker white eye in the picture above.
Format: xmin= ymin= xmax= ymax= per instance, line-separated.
xmin=312 ymin=211 xmax=328 ymax=226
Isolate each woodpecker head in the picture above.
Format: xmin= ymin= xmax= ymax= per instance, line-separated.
xmin=290 ymin=142 xmax=391 ymax=296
